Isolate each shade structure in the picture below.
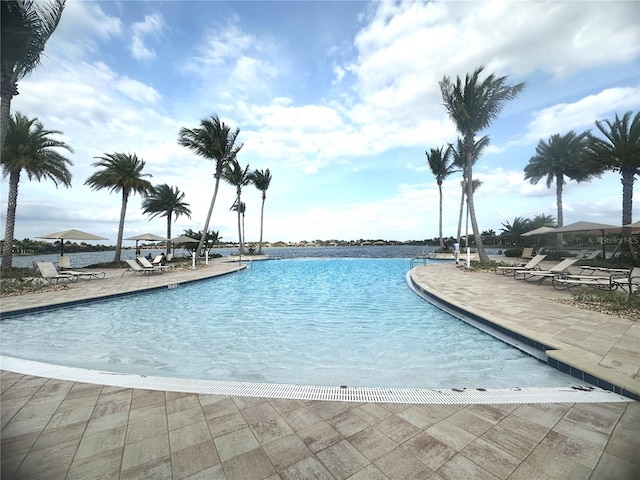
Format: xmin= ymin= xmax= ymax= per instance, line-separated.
xmin=623 ymin=221 xmax=640 ymax=232
xmin=553 ymin=221 xmax=623 ymax=259
xmin=124 ymin=233 xmax=168 ymax=255
xmin=124 ymin=233 xmax=168 ymax=241
xmin=37 ymin=229 xmax=108 ymax=256
xmin=521 ymin=226 xmax=555 ymax=237
xmin=171 ymin=235 xmax=199 ymax=243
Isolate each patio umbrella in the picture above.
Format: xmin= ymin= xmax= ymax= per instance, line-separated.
xmin=552 ymin=221 xmax=622 ymax=259
xmin=521 ymin=226 xmax=555 ymax=236
xmin=623 ymin=221 xmax=640 ymax=232
xmin=171 ymin=235 xmax=199 ymax=243
xmin=124 ymin=233 xmax=168 ymax=255
xmin=37 ymin=229 xmax=108 ymax=256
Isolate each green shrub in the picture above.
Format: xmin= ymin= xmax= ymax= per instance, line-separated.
xmin=503 ymin=248 xmax=522 ymax=257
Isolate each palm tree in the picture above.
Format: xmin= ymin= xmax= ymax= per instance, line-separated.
xmin=1 ymin=112 xmax=72 ymax=269
xmin=450 ymin=136 xmax=490 ymax=246
xmin=586 ymin=111 xmax=639 ymax=226
xmin=178 ymin=115 xmax=243 ymax=256
xmin=249 ymin=168 xmax=272 ymax=254
xmin=179 ymin=228 xmax=220 ymax=256
xmin=440 ymin=66 xmax=525 ymax=262
xmin=426 ymin=146 xmax=456 ymax=249
xmin=1 ymin=0 xmax=66 ymax=148
xmin=501 ymin=217 xmax=531 ymax=247
xmin=85 ymin=153 xmax=153 ymax=263
xmin=141 ymin=184 xmax=192 ymax=254
xmin=230 ymin=200 xmax=247 ymax=249
xmin=222 ymin=159 xmax=252 ymax=254
xmin=524 ymin=131 xmax=597 ymax=247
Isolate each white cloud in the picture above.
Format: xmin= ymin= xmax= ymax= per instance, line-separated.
xmin=129 ymin=12 xmax=164 ymax=61
xmin=525 ymin=87 xmax=640 ymax=141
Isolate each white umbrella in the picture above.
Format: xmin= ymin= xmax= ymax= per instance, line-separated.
xmin=37 ymin=229 xmax=108 ymax=256
xmin=124 ymin=233 xmax=168 ymax=255
xmin=171 ymin=235 xmax=199 ymax=243
xmin=521 ymin=226 xmax=555 ymax=237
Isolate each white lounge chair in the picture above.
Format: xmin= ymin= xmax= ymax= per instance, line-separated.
xmin=58 ymin=255 xmax=74 ymax=270
xmin=553 ymin=266 xmax=639 ymax=297
xmin=514 ymin=258 xmax=579 ymax=284
xmin=122 ymin=258 xmax=157 ymax=275
xmin=138 ymin=256 xmax=171 ymax=272
xmin=494 ymin=253 xmax=546 ymax=276
xmin=36 ymin=261 xmax=78 ymax=283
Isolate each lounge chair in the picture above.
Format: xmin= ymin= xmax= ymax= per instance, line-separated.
xmin=165 ymin=253 xmax=173 ymax=262
xmin=553 ymin=267 xmax=639 ymax=297
xmin=520 ymin=247 xmax=534 ymax=261
xmin=494 ymin=253 xmax=546 ymax=276
xmin=513 ymin=257 xmax=579 ymax=284
xmin=36 ymin=261 xmax=78 ymax=283
xmin=122 ymin=258 xmax=158 ymax=275
xmin=580 ymin=250 xmax=601 ymax=260
xmin=138 ymin=256 xmax=172 ymax=272
xmin=58 ymin=255 xmax=74 ymax=270
xmin=577 ymin=265 xmax=631 ymax=276
xmin=56 ymin=255 xmax=106 ymax=279
xmin=611 ymin=267 xmax=640 ymax=299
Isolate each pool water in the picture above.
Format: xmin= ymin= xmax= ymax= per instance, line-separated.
xmin=0 ymin=258 xmax=579 ymax=389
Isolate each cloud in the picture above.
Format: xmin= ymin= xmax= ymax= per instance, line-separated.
xmin=524 ymin=87 xmax=640 ymax=141
xmin=129 ymin=12 xmax=164 ymax=61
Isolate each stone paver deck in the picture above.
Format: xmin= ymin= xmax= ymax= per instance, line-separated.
xmin=1 ymin=258 xmax=639 ymax=479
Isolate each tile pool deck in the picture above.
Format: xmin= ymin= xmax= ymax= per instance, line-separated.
xmin=1 ymin=258 xmax=639 ymax=479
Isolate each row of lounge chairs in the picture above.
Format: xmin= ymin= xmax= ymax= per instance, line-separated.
xmin=494 ymin=255 xmax=639 ymax=298
xmin=122 ymin=255 xmax=174 ymax=275
xmin=36 ymin=261 xmax=105 ymax=283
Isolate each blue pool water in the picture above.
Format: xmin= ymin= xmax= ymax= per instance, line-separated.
xmin=1 ymin=258 xmax=579 ymax=389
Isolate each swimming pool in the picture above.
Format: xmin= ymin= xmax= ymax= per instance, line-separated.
xmin=0 ymin=258 xmax=580 ymax=389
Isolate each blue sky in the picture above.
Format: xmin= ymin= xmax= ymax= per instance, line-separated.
xmin=2 ymin=0 xmax=639 ymax=246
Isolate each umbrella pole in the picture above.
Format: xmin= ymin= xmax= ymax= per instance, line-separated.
xmin=59 ymin=240 xmax=64 ymax=257
xmin=601 ymin=230 xmax=606 ymax=260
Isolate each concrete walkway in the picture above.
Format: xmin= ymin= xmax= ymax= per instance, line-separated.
xmin=1 ymin=258 xmax=639 ymax=479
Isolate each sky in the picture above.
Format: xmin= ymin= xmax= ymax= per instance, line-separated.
xmin=2 ymin=0 xmax=639 ymax=247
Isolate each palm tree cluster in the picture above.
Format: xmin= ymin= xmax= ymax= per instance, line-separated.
xmin=178 ymin=115 xmax=272 ymax=256
xmin=1 ymin=111 xmax=273 ymax=268
xmin=427 ymin=66 xmax=638 ymax=260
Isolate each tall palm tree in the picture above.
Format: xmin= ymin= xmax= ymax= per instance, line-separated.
xmin=141 ymin=184 xmax=192 ymax=254
xmin=586 ymin=111 xmax=639 ymax=226
xmin=1 ymin=0 xmax=66 ymax=148
xmin=222 ymin=159 xmax=252 ymax=254
xmin=524 ymin=131 xmax=597 ymax=247
xmin=450 ymin=136 xmax=489 ymax=245
xmin=426 ymin=146 xmax=456 ymax=249
xmin=440 ymin=66 xmax=525 ymax=262
xmin=1 ymin=112 xmax=72 ymax=269
xmin=249 ymin=168 xmax=272 ymax=254
xmin=85 ymin=153 xmax=153 ymax=263
xmin=178 ymin=115 xmax=243 ymax=256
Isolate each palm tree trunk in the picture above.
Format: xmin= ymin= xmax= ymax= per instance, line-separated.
xmin=621 ymin=170 xmax=634 ymax=226
xmin=166 ymin=216 xmax=172 ymax=255
xmin=258 ymin=194 xmax=265 ymax=254
xmin=1 ymin=170 xmax=20 ymax=269
xmin=0 ymin=83 xmax=15 ymax=149
xmin=465 ymin=151 xmax=489 ymax=263
xmin=437 ymin=183 xmax=444 ymax=249
xmin=236 ymin=193 xmax=243 ymax=254
xmin=457 ymin=178 xmax=465 ymax=245
xmin=196 ymin=176 xmax=221 ymax=257
xmin=555 ymin=174 xmax=564 ymax=248
xmin=114 ymin=190 xmax=129 ymax=263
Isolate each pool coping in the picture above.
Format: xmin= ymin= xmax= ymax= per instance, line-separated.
xmin=408 ymin=268 xmax=640 ymax=401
